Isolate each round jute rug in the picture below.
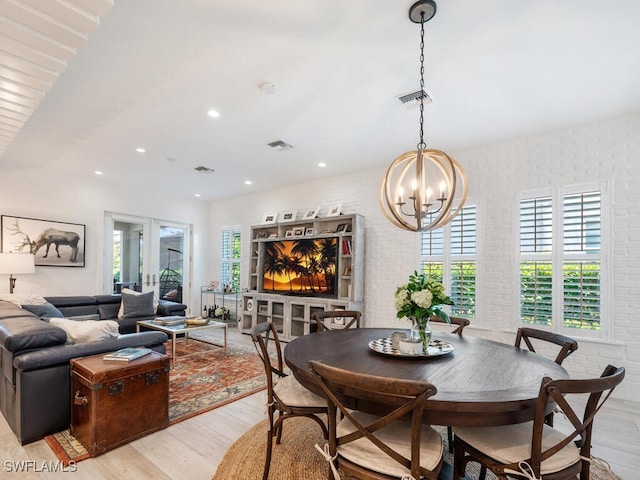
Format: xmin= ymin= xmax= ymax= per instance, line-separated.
xmin=212 ymin=417 xmax=622 ymax=480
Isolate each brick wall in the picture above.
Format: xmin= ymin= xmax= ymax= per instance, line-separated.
xmin=209 ymin=112 xmax=640 ymax=401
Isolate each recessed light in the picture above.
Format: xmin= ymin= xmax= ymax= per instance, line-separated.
xmin=318 ymin=162 xmax=327 ymax=168
xmin=245 ymin=180 xmax=252 ymax=185
xmin=194 ymin=193 xmax=201 ymax=197
xmin=135 ymin=147 xmax=146 ymax=154
xmin=207 ymin=109 xmax=220 ymax=118
xmin=94 ymin=170 xmax=103 ymax=175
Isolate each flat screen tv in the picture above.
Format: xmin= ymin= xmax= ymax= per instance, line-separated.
xmin=261 ymin=237 xmax=338 ymax=297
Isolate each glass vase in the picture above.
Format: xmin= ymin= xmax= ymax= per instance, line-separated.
xmin=410 ymin=317 xmax=432 ymax=354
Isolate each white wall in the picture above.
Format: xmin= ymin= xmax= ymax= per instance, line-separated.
xmin=0 ymin=168 xmax=209 ymax=312
xmin=208 ymin=113 xmax=640 ymax=401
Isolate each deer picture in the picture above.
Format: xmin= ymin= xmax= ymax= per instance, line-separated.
xmin=7 ymin=220 xmax=81 ymax=263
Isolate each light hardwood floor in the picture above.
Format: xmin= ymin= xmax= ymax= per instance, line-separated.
xmin=0 ymin=329 xmax=637 ymax=479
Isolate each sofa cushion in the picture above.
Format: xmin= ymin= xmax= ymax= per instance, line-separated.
xmin=121 ymin=291 xmax=155 ymax=318
xmin=49 ymin=318 xmax=119 ymax=343
xmin=21 ymin=302 xmax=64 ymax=320
xmin=0 ymin=317 xmax=68 ymax=352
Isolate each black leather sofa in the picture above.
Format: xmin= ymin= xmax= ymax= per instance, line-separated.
xmin=0 ymin=295 xmax=186 ymax=444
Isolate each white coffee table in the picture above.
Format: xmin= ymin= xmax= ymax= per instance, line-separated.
xmin=136 ymin=318 xmax=227 ymax=367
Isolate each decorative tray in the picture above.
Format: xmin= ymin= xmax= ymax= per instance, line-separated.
xmin=368 ymin=338 xmax=454 ymax=358
xmin=184 ymin=317 xmax=210 ymax=326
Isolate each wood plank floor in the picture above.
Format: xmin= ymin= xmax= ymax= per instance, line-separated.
xmin=0 ymin=329 xmax=637 ymax=479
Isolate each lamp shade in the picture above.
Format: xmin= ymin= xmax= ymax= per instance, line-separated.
xmin=0 ymin=253 xmax=36 ymax=274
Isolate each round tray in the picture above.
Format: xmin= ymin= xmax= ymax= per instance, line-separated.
xmin=368 ymin=337 xmax=454 ymax=358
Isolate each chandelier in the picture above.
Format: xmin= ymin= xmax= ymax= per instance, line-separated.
xmin=380 ymin=0 xmax=467 ymax=232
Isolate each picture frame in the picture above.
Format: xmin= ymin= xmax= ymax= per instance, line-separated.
xmin=285 ymin=230 xmax=294 ymax=238
xmin=293 ymin=227 xmax=304 ymax=237
xmin=336 ymin=223 xmax=348 ymax=233
xmin=326 ymin=204 xmax=342 ymax=217
xmin=261 ymin=213 xmax=277 ymax=225
xmin=246 ymin=299 xmax=254 ymax=312
xmin=305 ymin=227 xmax=314 ymax=237
xmin=302 ymin=207 xmax=320 ymax=220
xmin=279 ymin=210 xmax=297 ymax=223
xmin=258 ymin=304 xmax=268 ymax=314
xmin=1 ymin=215 xmax=86 ymax=267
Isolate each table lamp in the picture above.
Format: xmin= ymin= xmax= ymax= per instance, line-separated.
xmin=0 ymin=253 xmax=36 ymax=293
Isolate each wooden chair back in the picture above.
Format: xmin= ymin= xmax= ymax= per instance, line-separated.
xmin=430 ymin=315 xmax=470 ymax=334
xmin=250 ymin=321 xmax=286 ymax=400
xmin=529 ymin=364 xmax=624 ymax=478
xmin=309 ymin=360 xmax=443 ymax=480
xmin=312 ymin=310 xmax=361 ymax=331
xmin=515 ymin=327 xmax=578 ymax=365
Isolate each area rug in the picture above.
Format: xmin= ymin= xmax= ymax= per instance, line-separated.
xmin=212 ymin=417 xmax=623 ymax=480
xmin=46 ymin=334 xmax=266 ymax=465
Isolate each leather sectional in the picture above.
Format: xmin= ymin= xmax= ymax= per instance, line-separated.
xmin=0 ymin=295 xmax=186 ymax=444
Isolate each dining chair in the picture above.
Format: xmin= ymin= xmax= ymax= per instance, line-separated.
xmin=515 ymin=327 xmax=579 ymax=428
xmin=308 ymin=359 xmax=444 ymax=480
xmin=429 ymin=315 xmax=470 ymax=334
xmin=452 ymin=364 xmax=625 ymax=480
xmin=250 ymin=322 xmax=328 ymax=480
xmin=515 ymin=327 xmax=578 ymax=366
xmin=312 ymin=310 xmax=361 ymax=332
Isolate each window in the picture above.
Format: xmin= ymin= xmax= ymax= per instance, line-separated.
xmin=518 ymin=186 xmax=605 ymax=334
xmin=220 ymin=226 xmax=241 ymax=292
xmin=420 ymin=205 xmax=477 ymax=318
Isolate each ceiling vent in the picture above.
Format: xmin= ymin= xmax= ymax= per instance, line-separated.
xmin=194 ymin=166 xmax=215 ymax=173
xmin=267 ymin=140 xmax=293 ymax=151
xmin=397 ymin=89 xmax=433 ymax=109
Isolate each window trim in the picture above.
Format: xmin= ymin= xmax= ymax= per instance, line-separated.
xmin=515 ymin=182 xmax=610 ymax=341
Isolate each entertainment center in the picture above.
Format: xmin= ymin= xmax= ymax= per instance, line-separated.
xmin=241 ymin=213 xmax=363 ymax=340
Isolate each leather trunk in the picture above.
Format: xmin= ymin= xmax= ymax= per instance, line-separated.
xmin=70 ymin=351 xmax=170 ymax=456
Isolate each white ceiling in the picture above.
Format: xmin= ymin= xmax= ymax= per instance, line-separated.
xmin=2 ymin=0 xmax=640 ymax=201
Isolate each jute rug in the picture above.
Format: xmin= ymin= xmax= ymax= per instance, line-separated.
xmin=46 ymin=334 xmax=266 ymax=465
xmin=212 ymin=417 xmax=623 ymax=480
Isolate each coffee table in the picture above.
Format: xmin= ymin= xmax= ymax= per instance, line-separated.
xmin=136 ymin=318 xmax=227 ymax=367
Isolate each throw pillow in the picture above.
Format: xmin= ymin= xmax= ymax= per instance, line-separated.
xmin=121 ymin=291 xmax=155 ymax=318
xmin=118 ymin=288 xmax=158 ymax=318
xmin=50 ymin=318 xmax=120 ymax=343
xmin=21 ymin=302 xmax=64 ymax=320
xmin=0 ymin=293 xmax=47 ymax=307
xmin=67 ymin=314 xmax=101 ymax=321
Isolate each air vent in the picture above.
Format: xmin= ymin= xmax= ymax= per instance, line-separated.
xmin=194 ymin=166 xmax=215 ymax=173
xmin=267 ymin=140 xmax=293 ymax=151
xmin=397 ymin=89 xmax=433 ymax=109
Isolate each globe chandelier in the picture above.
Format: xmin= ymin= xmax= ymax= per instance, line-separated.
xmin=380 ymin=0 xmax=467 ymax=232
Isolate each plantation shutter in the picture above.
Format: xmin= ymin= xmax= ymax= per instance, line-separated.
xmin=519 ymin=197 xmax=553 ymax=326
xmin=220 ymin=227 xmax=241 ymax=292
xmin=562 ymin=191 xmax=601 ymax=329
xmin=450 ymin=206 xmax=476 ymax=316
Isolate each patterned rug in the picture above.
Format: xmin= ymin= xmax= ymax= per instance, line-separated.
xmin=45 ymin=333 xmax=266 ymax=465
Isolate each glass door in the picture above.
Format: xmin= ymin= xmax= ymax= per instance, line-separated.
xmin=104 ymin=213 xmax=191 ymax=309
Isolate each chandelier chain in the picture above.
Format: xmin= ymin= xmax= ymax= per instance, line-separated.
xmin=418 ymin=11 xmax=426 ymax=150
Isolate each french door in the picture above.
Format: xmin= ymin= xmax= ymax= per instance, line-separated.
xmin=103 ymin=212 xmax=191 ymax=308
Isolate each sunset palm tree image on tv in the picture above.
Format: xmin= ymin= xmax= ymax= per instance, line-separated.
xmin=262 ymin=237 xmax=338 ymax=296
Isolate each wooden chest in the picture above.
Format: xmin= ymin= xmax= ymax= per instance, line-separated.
xmin=70 ymin=351 xmax=170 ymax=456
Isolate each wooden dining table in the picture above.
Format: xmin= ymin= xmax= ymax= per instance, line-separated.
xmin=283 ymin=328 xmax=569 ymax=427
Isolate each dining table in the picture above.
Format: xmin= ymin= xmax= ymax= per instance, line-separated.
xmin=283 ymin=328 xmax=569 ymax=427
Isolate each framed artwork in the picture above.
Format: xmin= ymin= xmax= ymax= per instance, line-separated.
xmin=246 ymin=299 xmax=254 ymax=312
xmin=336 ymin=223 xmax=348 ymax=233
xmin=305 ymin=227 xmax=314 ymax=236
xmin=258 ymin=304 xmax=269 ymax=314
xmin=1 ymin=215 xmax=86 ymax=267
xmin=261 ymin=213 xmax=277 ymax=224
xmin=285 ymin=230 xmax=294 ymax=238
xmin=302 ymin=207 xmax=320 ymax=220
xmin=279 ymin=210 xmax=297 ymax=223
xmin=293 ymin=227 xmax=304 ymax=237
xmin=326 ymin=204 xmax=342 ymax=217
